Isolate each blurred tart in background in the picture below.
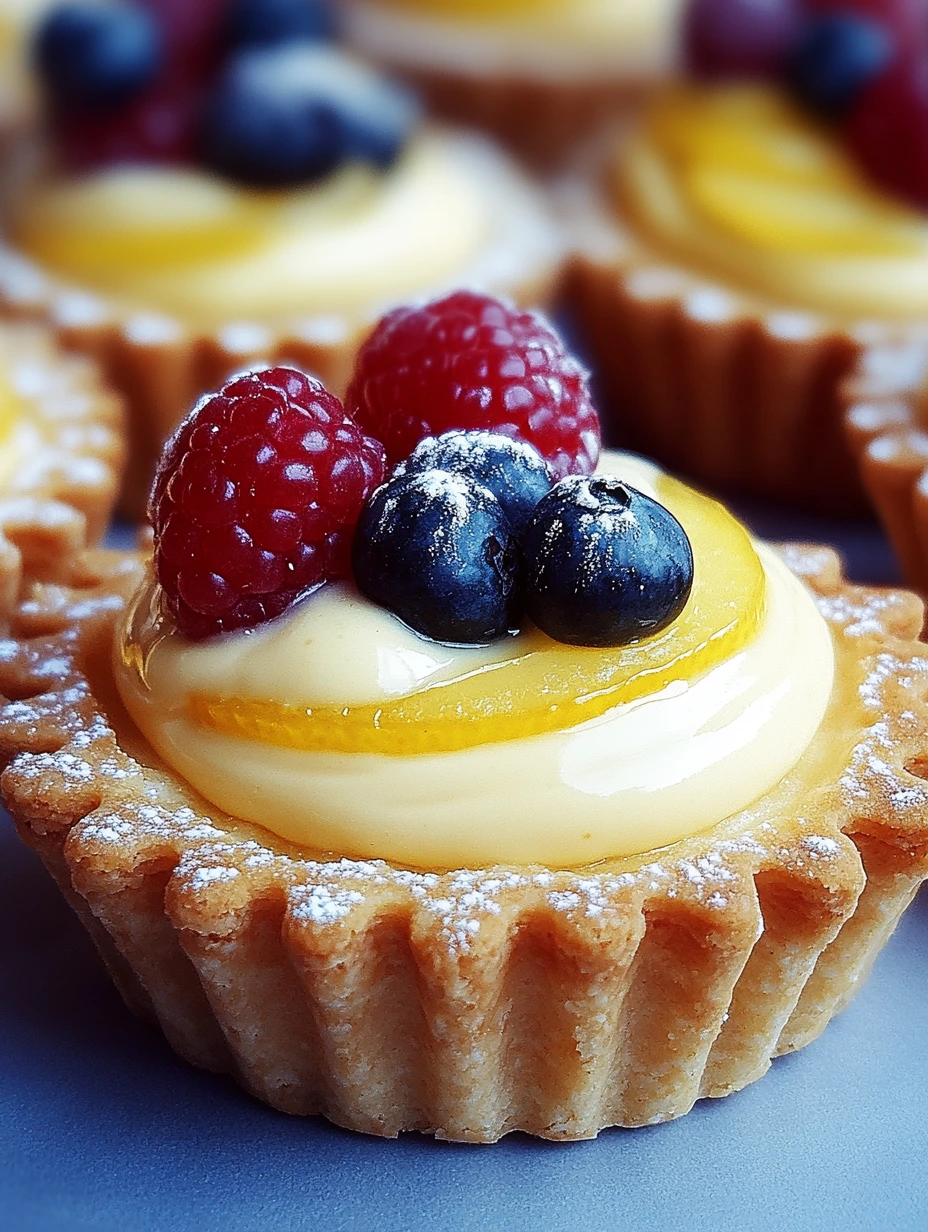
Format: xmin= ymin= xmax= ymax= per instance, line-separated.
xmin=0 ymin=318 xmax=122 ymax=622
xmin=568 ymin=0 xmax=928 ymax=514
xmin=0 ymin=0 xmax=564 ymax=510
xmin=339 ymin=0 xmax=685 ymax=166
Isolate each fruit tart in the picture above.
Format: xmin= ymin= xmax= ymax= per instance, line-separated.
xmin=3 ymin=293 xmax=927 ymax=1142
xmin=843 ymin=327 xmax=928 ymax=592
xmin=0 ymin=318 xmax=122 ymax=625
xmin=0 ymin=0 xmax=564 ymax=513
xmin=568 ymin=0 xmax=928 ymax=514
xmin=339 ymin=0 xmax=685 ymax=167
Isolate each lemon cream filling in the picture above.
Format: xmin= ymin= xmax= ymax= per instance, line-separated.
xmin=617 ymin=85 xmax=928 ymax=319
xmin=344 ymin=0 xmax=683 ymax=79
xmin=11 ymin=131 xmax=532 ymax=327
xmin=114 ymin=454 xmax=835 ymax=869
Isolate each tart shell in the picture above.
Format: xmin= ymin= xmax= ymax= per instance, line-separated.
xmin=842 ymin=333 xmax=928 ymax=593
xmin=0 ymin=321 xmax=122 ymax=626
xmin=1 ymin=545 xmax=927 ymax=1140
xmin=566 ymin=192 xmax=902 ymax=516
xmin=0 ymin=132 xmax=565 ymax=517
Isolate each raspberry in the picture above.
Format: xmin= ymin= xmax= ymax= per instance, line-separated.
xmin=56 ymin=71 xmax=201 ymax=170
xmin=845 ymin=58 xmax=928 ymax=207
xmin=345 ymin=291 xmax=601 ymax=481
xmin=150 ymin=366 xmax=386 ymax=640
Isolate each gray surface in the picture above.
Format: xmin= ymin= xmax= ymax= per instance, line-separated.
xmin=1 ymin=515 xmax=926 ymax=1232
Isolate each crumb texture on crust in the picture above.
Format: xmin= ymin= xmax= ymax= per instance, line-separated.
xmin=842 ymin=331 xmax=928 ymax=594
xmin=1 ymin=547 xmax=927 ymax=1141
xmin=0 ymin=323 xmax=122 ymax=623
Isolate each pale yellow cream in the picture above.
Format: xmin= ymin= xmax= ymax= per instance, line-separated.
xmin=618 ymin=86 xmax=928 ymax=319
xmin=114 ymin=455 xmax=835 ymax=870
xmin=344 ymin=0 xmax=683 ymax=78
xmin=13 ymin=131 xmax=551 ymax=327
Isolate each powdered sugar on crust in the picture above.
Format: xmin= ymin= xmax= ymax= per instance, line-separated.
xmin=1 ymin=546 xmax=928 ymax=958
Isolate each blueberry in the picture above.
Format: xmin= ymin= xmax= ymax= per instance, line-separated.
xmin=200 ymin=44 xmax=418 ymax=187
xmin=788 ymin=13 xmax=894 ymax=118
xmin=521 ymin=477 xmax=694 ymax=647
xmin=226 ymin=0 xmax=336 ymax=50
xmin=352 ymin=470 xmax=522 ymax=644
xmin=395 ymin=431 xmax=553 ymax=539
xmin=34 ymin=1 xmax=163 ymax=110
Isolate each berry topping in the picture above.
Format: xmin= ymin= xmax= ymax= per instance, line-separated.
xmin=521 ymin=478 xmax=694 ymax=648
xmin=226 ymin=0 xmax=336 ymax=50
xmin=395 ymin=430 xmax=553 ymax=538
xmin=346 ymin=291 xmax=601 ymax=481
xmin=352 ymin=470 xmax=521 ymax=645
xmin=55 ymin=73 xmax=200 ymax=169
xmin=846 ymin=57 xmax=928 ymax=208
xmin=34 ymin=1 xmax=164 ymax=110
xmin=684 ymin=0 xmax=801 ymax=79
xmin=199 ymin=44 xmax=418 ymax=186
xmin=788 ymin=11 xmax=893 ymax=118
xmin=150 ymin=366 xmax=385 ymax=640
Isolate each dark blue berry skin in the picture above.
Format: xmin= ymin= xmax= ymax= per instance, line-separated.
xmin=788 ymin=13 xmax=894 ymax=118
xmin=34 ymin=1 xmax=162 ymax=110
xmin=200 ymin=44 xmax=418 ymax=187
xmin=521 ymin=477 xmax=694 ymax=648
xmin=352 ymin=470 xmax=521 ymax=645
xmin=395 ymin=431 xmax=553 ymax=539
xmin=226 ymin=0 xmax=336 ymax=50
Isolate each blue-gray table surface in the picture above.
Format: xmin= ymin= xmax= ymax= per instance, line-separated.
xmin=2 ymin=511 xmax=926 ymax=1232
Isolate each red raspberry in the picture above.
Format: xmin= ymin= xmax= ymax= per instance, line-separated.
xmin=56 ymin=71 xmax=201 ymax=170
xmin=345 ymin=291 xmax=601 ymax=481
xmin=845 ymin=57 xmax=928 ymax=207
xmin=150 ymin=367 xmax=386 ymax=640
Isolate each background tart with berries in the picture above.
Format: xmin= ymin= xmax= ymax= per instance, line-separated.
xmin=2 ymin=293 xmax=927 ymax=1141
xmin=0 ymin=0 xmax=564 ymax=514
xmin=842 ymin=327 xmax=928 ymax=592
xmin=568 ymin=0 xmax=928 ymax=514
xmin=0 ymin=318 xmax=122 ymax=625
xmin=338 ymin=0 xmax=685 ymax=167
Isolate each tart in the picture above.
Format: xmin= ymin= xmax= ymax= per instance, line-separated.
xmin=3 ymin=414 xmax=927 ymax=1137
xmin=339 ymin=0 xmax=684 ymax=167
xmin=0 ymin=318 xmax=122 ymax=624
xmin=6 ymin=302 xmax=925 ymax=1141
xmin=567 ymin=6 xmax=928 ymax=514
xmin=843 ymin=330 xmax=928 ymax=593
xmin=0 ymin=8 xmax=564 ymax=512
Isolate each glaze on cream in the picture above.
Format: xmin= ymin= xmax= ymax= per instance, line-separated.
xmin=114 ymin=454 xmax=835 ymax=869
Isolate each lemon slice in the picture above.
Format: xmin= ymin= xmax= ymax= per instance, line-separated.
xmin=190 ymin=477 xmax=768 ymax=756
xmin=685 ymin=166 xmax=925 ymax=256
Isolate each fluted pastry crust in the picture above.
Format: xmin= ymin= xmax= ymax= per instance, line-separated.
xmin=842 ymin=332 xmax=928 ymax=593
xmin=2 ymin=545 xmax=927 ymax=1140
xmin=565 ymin=180 xmax=923 ymax=515
xmin=0 ymin=321 xmax=122 ymax=626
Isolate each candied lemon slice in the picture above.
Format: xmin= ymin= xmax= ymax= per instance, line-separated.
xmin=685 ymin=167 xmax=924 ymax=256
xmin=640 ymin=84 xmax=927 ymax=259
xmin=189 ymin=476 xmax=767 ymax=756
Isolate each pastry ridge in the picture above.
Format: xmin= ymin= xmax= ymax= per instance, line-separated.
xmin=2 ymin=545 xmax=927 ymax=1141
